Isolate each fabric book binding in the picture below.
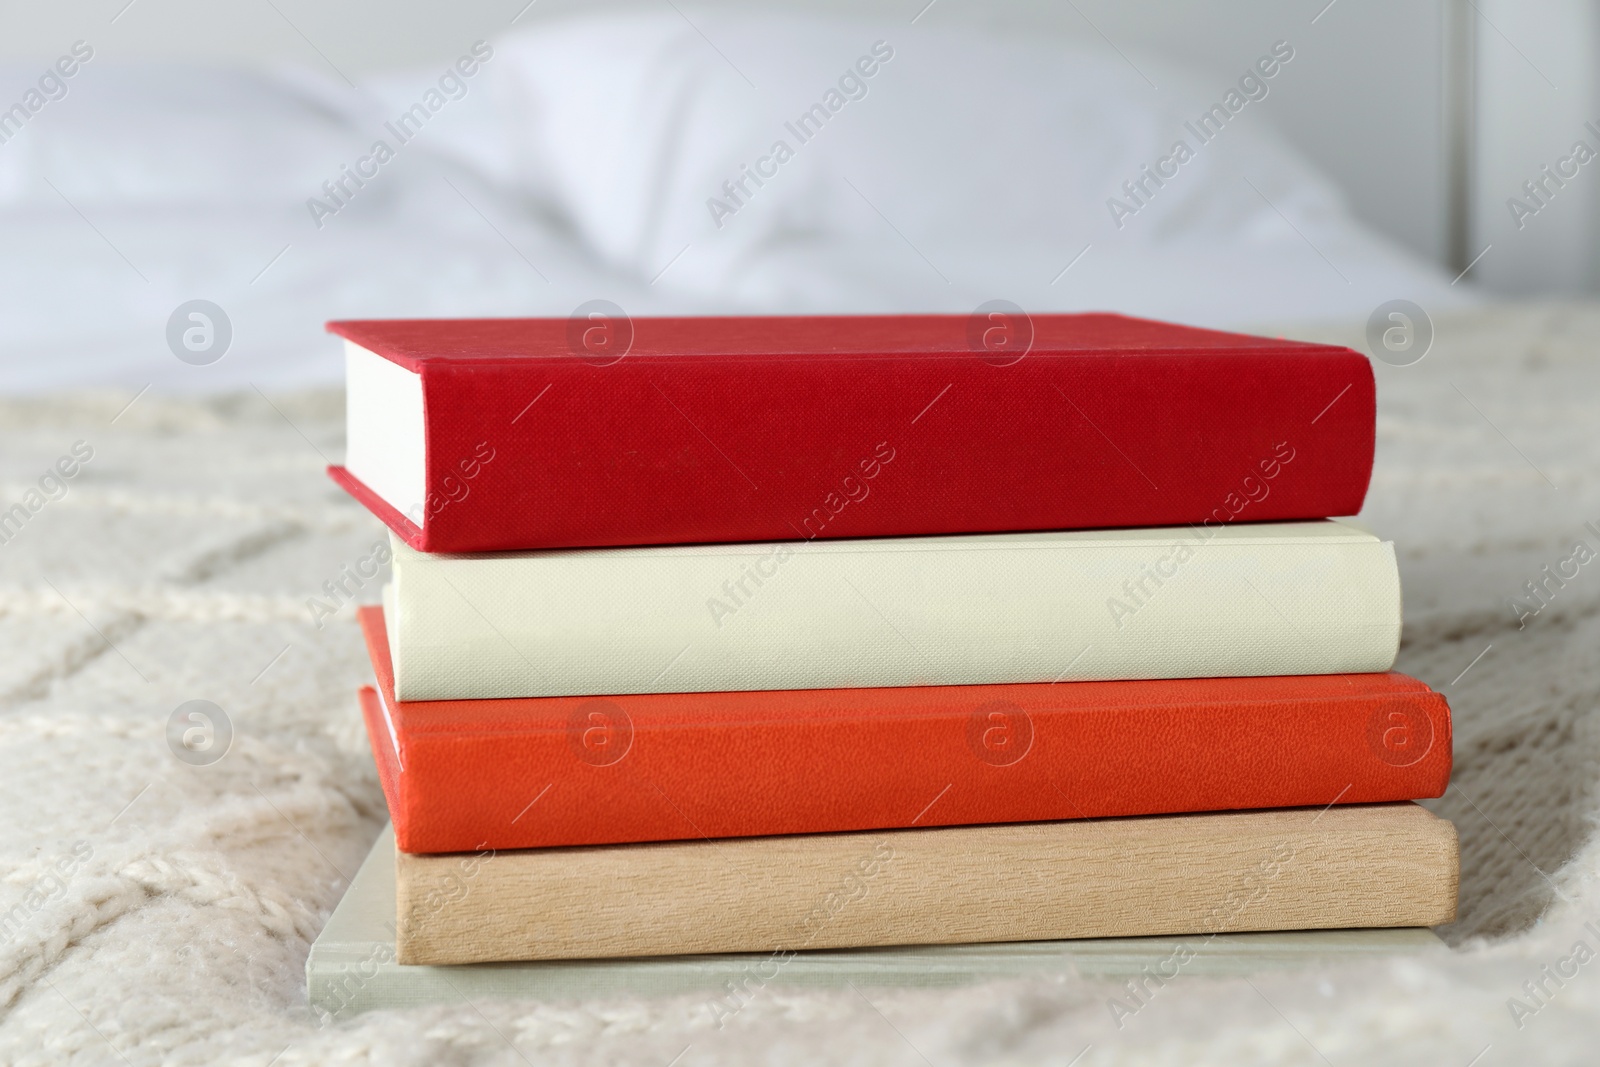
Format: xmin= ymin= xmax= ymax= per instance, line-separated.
xmin=307 ymin=824 xmax=1449 ymax=1021
xmin=358 ymin=607 xmax=1451 ymax=854
xmin=380 ymin=520 xmax=1401 ymax=702
xmin=394 ymin=803 xmax=1459 ymax=964
xmin=327 ymin=313 xmax=1375 ymax=552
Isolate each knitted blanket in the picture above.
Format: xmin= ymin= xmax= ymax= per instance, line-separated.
xmin=2 ymin=303 xmax=1598 ymax=1065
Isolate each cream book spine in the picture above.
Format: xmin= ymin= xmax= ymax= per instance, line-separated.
xmin=386 ymin=519 xmax=1400 ymax=701
xmin=396 ymin=803 xmax=1458 ymax=964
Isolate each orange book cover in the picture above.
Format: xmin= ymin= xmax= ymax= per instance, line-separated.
xmin=356 ymin=607 xmax=1450 ymax=855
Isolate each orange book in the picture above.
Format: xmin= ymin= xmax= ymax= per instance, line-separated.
xmin=356 ymin=607 xmax=1450 ymax=854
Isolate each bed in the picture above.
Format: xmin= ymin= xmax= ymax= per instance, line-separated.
xmin=2 ymin=9 xmax=1595 ymax=1066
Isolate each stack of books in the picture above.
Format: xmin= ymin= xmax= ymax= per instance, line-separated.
xmin=327 ymin=312 xmax=1456 ymax=974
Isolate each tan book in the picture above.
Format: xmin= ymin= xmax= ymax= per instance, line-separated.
xmin=396 ymin=802 xmax=1457 ymax=965
xmin=308 ymin=824 xmax=1448 ymax=1021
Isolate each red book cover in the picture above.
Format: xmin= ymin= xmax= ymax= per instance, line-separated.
xmin=356 ymin=608 xmax=1450 ymax=855
xmin=327 ymin=313 xmax=1375 ymax=553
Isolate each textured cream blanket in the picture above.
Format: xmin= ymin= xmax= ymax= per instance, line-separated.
xmin=2 ymin=304 xmax=1597 ymax=1065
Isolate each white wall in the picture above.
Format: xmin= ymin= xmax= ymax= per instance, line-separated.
xmin=1468 ymin=0 xmax=1600 ymax=294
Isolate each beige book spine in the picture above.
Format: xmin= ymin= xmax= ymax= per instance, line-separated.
xmin=387 ymin=520 xmax=1401 ymax=700
xmin=397 ymin=802 xmax=1458 ymax=965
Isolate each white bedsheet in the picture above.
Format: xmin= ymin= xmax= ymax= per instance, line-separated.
xmin=0 ymin=10 xmax=1472 ymax=392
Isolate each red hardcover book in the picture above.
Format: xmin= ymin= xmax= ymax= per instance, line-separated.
xmin=356 ymin=608 xmax=1450 ymax=855
xmin=327 ymin=313 xmax=1374 ymax=552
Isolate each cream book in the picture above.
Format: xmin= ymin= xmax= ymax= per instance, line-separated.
xmin=396 ymin=803 xmax=1457 ymax=965
xmin=383 ymin=519 xmax=1401 ymax=700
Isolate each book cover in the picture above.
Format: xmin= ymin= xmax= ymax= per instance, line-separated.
xmin=308 ymin=825 xmax=1447 ymax=1021
xmin=357 ymin=608 xmax=1451 ymax=854
xmin=327 ymin=313 xmax=1375 ymax=552
xmin=381 ymin=520 xmax=1401 ymax=701
xmin=394 ymin=803 xmax=1459 ymax=963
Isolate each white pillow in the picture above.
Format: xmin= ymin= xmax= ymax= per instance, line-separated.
xmin=459 ymin=9 xmax=1399 ymax=306
xmin=0 ymin=64 xmax=377 ymax=208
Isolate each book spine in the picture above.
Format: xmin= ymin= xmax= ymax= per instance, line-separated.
xmin=407 ymin=350 xmax=1374 ymax=552
xmin=358 ymin=679 xmax=1452 ymax=854
xmin=389 ymin=532 xmax=1401 ymax=701
xmin=394 ymin=804 xmax=1459 ymax=963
